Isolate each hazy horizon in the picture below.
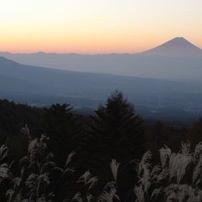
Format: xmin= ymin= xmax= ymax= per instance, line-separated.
xmin=0 ymin=37 xmax=201 ymax=55
xmin=0 ymin=0 xmax=202 ymax=54
xmin=1 ymin=37 xmax=202 ymax=84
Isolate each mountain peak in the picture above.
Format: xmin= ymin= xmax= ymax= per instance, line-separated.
xmin=143 ymin=37 xmax=202 ymax=57
xmin=172 ymin=36 xmax=186 ymax=40
xmin=162 ymin=37 xmax=198 ymax=47
xmin=172 ymin=37 xmax=186 ymax=41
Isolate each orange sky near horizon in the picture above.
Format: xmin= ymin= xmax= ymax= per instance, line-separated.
xmin=0 ymin=0 xmax=202 ymax=54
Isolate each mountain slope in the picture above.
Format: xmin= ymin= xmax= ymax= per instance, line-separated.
xmin=0 ymin=56 xmax=202 ymax=122
xmin=0 ymin=37 xmax=202 ymax=82
xmin=0 ymin=73 xmax=48 ymax=95
xmin=0 ymin=56 xmax=199 ymax=96
xmin=142 ymin=37 xmax=202 ymax=57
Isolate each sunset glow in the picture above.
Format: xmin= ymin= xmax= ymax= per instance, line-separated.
xmin=0 ymin=0 xmax=202 ymax=53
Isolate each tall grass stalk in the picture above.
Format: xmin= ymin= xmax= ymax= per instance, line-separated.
xmin=110 ymin=159 xmax=120 ymax=182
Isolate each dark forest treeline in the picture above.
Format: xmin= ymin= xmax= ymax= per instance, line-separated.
xmin=0 ymin=92 xmax=202 ymax=201
xmin=0 ymin=99 xmax=44 ymax=144
xmin=0 ymin=93 xmax=200 ymax=154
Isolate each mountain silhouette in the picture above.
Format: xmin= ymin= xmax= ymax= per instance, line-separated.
xmin=0 ymin=37 xmax=202 ymax=81
xmin=143 ymin=37 xmax=202 ymax=57
xmin=0 ymin=55 xmax=202 ymax=121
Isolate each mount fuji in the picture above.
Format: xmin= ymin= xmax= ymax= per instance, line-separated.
xmin=142 ymin=37 xmax=202 ymax=57
xmin=0 ymin=37 xmax=202 ymax=82
xmin=0 ymin=38 xmax=202 ymax=121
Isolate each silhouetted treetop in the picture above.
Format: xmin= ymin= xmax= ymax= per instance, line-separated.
xmin=42 ymin=103 xmax=82 ymax=167
xmin=104 ymin=90 xmax=135 ymax=119
xmin=88 ymin=91 xmax=145 ymax=162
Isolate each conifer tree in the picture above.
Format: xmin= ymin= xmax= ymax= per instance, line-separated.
xmin=42 ymin=103 xmax=82 ymax=166
xmin=88 ymin=91 xmax=145 ymax=163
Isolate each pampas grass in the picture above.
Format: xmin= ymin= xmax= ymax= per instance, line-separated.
xmin=159 ymin=145 xmax=171 ymax=168
xmin=132 ymin=142 xmax=202 ymax=201
xmin=0 ymin=163 xmax=10 ymax=180
xmin=99 ymin=181 xmax=120 ymax=202
xmin=78 ymin=170 xmax=97 ymax=188
xmin=3 ymin=125 xmax=202 ymax=201
xmin=0 ymin=145 xmax=8 ymax=163
xmin=110 ymin=159 xmax=120 ymax=182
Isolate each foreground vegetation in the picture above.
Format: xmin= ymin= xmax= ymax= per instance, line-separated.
xmin=0 ymin=91 xmax=202 ymax=201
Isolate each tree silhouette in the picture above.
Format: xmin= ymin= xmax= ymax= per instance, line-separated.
xmin=88 ymin=91 xmax=145 ymax=163
xmin=42 ymin=103 xmax=82 ymax=167
xmin=186 ymin=118 xmax=202 ymax=150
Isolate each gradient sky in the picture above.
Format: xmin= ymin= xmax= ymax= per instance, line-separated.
xmin=0 ymin=0 xmax=202 ymax=53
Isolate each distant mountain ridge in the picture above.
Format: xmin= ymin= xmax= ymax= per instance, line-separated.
xmin=142 ymin=37 xmax=202 ymax=57
xmin=0 ymin=55 xmax=202 ymax=122
xmin=1 ymin=37 xmax=202 ymax=122
xmin=0 ymin=37 xmax=202 ymax=82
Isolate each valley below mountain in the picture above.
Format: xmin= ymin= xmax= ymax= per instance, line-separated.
xmin=0 ymin=37 xmax=202 ymax=124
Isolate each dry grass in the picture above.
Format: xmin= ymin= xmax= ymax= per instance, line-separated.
xmin=133 ymin=142 xmax=202 ymax=201
xmin=2 ymin=126 xmax=202 ymax=201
